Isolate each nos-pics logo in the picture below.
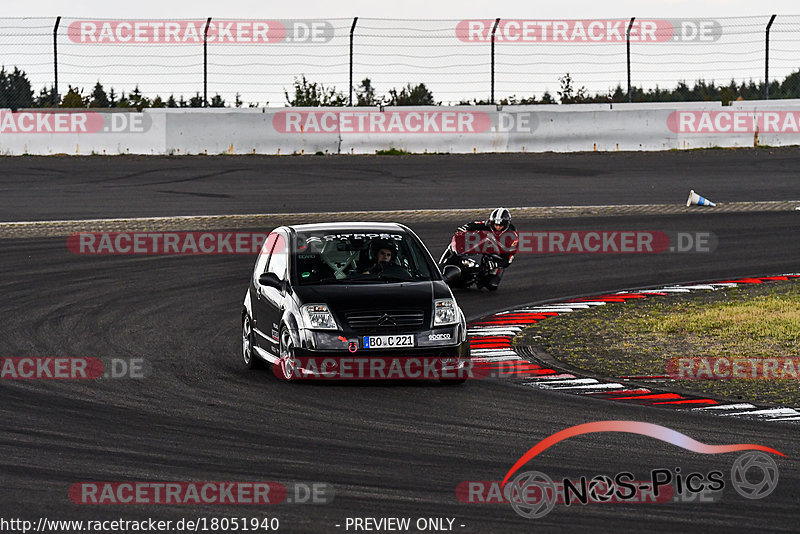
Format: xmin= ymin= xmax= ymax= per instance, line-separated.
xmin=500 ymin=421 xmax=783 ymax=519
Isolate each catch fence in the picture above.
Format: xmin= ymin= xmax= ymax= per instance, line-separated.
xmin=0 ymin=16 xmax=799 ymax=108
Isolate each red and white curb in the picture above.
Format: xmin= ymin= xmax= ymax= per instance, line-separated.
xmin=467 ymin=274 xmax=800 ymax=423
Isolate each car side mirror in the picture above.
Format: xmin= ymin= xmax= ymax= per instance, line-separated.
xmin=442 ymin=265 xmax=461 ymax=284
xmin=258 ymin=272 xmax=283 ymax=290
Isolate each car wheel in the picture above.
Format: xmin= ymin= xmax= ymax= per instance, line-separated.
xmin=439 ymin=357 xmax=467 ymax=385
xmin=274 ymin=326 xmax=297 ymax=381
xmin=242 ymin=314 xmax=262 ymax=369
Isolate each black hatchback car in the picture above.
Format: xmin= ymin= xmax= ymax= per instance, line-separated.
xmin=241 ymin=223 xmax=470 ymax=382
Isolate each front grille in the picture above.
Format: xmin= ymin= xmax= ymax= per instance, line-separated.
xmin=344 ymin=309 xmax=425 ymax=331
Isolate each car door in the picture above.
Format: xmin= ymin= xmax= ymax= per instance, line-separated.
xmin=251 ymin=231 xmax=278 ymax=353
xmin=255 ymin=230 xmax=289 ymax=356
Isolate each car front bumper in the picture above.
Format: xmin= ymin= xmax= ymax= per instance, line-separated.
xmin=290 ymin=327 xmax=471 ymax=380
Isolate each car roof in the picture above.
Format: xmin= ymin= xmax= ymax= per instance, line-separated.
xmin=287 ymin=222 xmax=408 ymax=233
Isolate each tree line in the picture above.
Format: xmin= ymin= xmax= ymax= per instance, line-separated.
xmin=2 ymin=66 xmax=800 ymax=110
xmin=0 ymin=67 xmax=231 ymax=110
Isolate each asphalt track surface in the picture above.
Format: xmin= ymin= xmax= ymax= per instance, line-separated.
xmin=3 ymin=148 xmax=800 ymax=221
xmin=1 ymin=152 xmax=799 ymax=533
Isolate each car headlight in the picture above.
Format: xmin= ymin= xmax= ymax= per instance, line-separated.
xmin=301 ymin=304 xmax=339 ymax=330
xmin=434 ymin=299 xmax=458 ymax=326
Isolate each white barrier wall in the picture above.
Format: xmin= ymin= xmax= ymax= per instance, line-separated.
xmin=0 ymin=110 xmax=167 ymax=155
xmin=1 ymin=102 xmax=798 ymax=155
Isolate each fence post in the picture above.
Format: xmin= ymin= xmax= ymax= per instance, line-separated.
xmin=349 ymin=17 xmax=358 ymax=106
xmin=490 ymin=18 xmax=500 ymax=104
xmin=53 ymin=16 xmax=61 ymax=107
xmin=203 ymin=17 xmax=212 ymax=107
xmin=626 ymin=17 xmax=635 ymax=103
xmin=765 ymin=14 xmax=776 ymax=100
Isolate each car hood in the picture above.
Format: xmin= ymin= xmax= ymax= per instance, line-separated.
xmin=293 ymin=281 xmax=452 ymax=319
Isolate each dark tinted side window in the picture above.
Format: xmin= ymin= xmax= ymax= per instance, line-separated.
xmin=267 ymin=233 xmax=288 ymax=280
xmin=254 ymin=231 xmax=279 ymax=281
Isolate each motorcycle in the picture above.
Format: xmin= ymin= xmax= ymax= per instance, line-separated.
xmin=438 ymin=232 xmax=513 ymax=291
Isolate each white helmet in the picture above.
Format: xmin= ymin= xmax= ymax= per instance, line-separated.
xmin=488 ymin=207 xmax=511 ymax=231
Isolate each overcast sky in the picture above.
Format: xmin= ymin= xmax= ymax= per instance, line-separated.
xmin=4 ymin=0 xmax=799 ymax=19
xmin=3 ymin=1 xmax=798 ymax=106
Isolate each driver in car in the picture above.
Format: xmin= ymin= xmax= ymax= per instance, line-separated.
xmin=363 ymin=238 xmax=409 ymax=278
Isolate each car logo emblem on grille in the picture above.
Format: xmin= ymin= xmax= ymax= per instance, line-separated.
xmin=377 ymin=314 xmax=396 ymax=326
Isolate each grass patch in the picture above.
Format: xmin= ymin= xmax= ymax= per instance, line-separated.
xmin=515 ymin=280 xmax=800 ymax=406
xmin=648 ymin=294 xmax=799 ymax=343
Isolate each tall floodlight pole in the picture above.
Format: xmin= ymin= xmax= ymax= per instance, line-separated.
xmin=53 ymin=16 xmax=61 ymax=106
xmin=626 ymin=17 xmax=636 ymax=103
xmin=203 ymin=17 xmax=212 ymax=107
xmin=765 ymin=15 xmax=776 ymax=99
xmin=490 ymin=18 xmax=500 ymax=104
xmin=349 ymin=17 xmax=359 ymax=106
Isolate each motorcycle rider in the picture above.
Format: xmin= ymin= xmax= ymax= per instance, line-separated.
xmin=440 ymin=207 xmax=518 ymax=290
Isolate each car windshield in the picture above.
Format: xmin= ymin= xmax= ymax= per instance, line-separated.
xmin=292 ymin=230 xmax=436 ymax=285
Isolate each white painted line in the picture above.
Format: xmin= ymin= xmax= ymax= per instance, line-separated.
xmin=520 ymin=373 xmax=576 ymax=382
xmin=468 ymin=325 xmax=524 ymax=330
xmin=470 ymin=349 xmax=519 ymax=356
xmin=717 ymin=408 xmax=800 ymax=418
xmin=554 ymin=386 xmax=624 ymax=393
xmin=535 ymin=378 xmax=599 ymax=388
xmin=495 ymin=310 xmax=539 ymax=315
xmin=471 ymin=349 xmax=520 ymax=357
xmin=524 ymin=304 xmax=592 ymax=310
xmin=673 ymin=284 xmax=719 ymax=290
xmin=569 ymin=383 xmax=627 ymax=392
xmin=467 ymin=329 xmax=514 ymax=335
xmin=468 ymin=328 xmax=523 ymax=336
xmin=473 ymin=354 xmax=523 ymax=362
xmin=693 ymin=403 xmax=758 ymax=411
xmin=516 ymin=307 xmax=584 ymax=313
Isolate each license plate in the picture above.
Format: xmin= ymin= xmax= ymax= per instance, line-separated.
xmin=363 ymin=335 xmax=415 ymax=349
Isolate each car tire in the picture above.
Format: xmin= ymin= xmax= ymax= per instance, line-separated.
xmin=439 ymin=357 xmax=467 ymax=385
xmin=242 ymin=314 xmax=262 ymax=369
xmin=274 ymin=326 xmax=297 ymax=381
